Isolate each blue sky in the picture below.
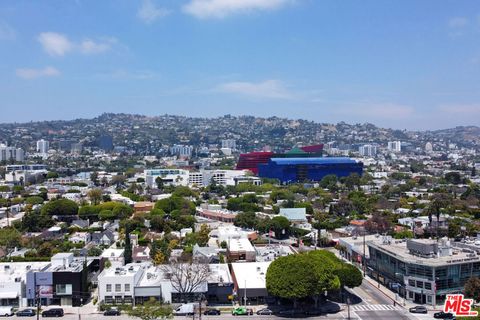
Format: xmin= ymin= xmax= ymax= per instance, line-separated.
xmin=1 ymin=0 xmax=479 ymax=130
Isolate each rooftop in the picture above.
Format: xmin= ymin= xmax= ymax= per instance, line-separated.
xmin=268 ymin=157 xmax=359 ymax=165
xmin=368 ymin=237 xmax=480 ymax=267
xmin=228 ymin=238 xmax=255 ymax=253
xmin=0 ymin=262 xmax=50 ymax=283
xmin=231 ymin=262 xmax=271 ymax=289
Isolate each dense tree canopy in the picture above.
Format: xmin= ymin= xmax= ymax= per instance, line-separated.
xmin=41 ymin=198 xmax=79 ymax=216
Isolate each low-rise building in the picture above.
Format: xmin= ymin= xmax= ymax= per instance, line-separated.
xmin=367 ymin=237 xmax=480 ymax=307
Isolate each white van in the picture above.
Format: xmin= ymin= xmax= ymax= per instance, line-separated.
xmin=0 ymin=306 xmax=13 ymax=317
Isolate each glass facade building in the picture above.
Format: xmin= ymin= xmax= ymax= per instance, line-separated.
xmin=367 ymin=239 xmax=480 ymax=306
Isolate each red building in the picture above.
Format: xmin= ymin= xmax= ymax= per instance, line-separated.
xmin=236 ymin=144 xmax=324 ymax=174
xmin=236 ymin=151 xmax=274 ymax=174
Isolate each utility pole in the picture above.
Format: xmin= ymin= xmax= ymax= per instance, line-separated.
xmin=362 ymin=228 xmax=366 ymax=276
xmin=347 ymin=297 xmax=351 ymax=320
xmin=244 ymin=280 xmax=247 ymax=307
xmin=36 ymin=287 xmax=40 ymax=320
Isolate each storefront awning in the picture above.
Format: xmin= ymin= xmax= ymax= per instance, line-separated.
xmin=0 ymin=292 xmax=18 ymax=299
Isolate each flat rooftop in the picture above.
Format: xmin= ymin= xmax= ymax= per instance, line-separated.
xmin=0 ymin=262 xmax=50 ymax=282
xmin=101 ymin=263 xmax=145 ymax=278
xmin=368 ymin=238 xmax=480 ymax=267
xmin=228 ymin=238 xmax=255 ymax=252
xmin=255 ymin=244 xmax=295 ymax=262
xmin=231 ymin=262 xmax=271 ymax=289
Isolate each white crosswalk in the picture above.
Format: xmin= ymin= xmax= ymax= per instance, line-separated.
xmin=351 ymin=304 xmax=402 ymax=312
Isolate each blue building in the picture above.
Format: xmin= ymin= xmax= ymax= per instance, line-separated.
xmin=257 ymin=157 xmax=363 ymax=183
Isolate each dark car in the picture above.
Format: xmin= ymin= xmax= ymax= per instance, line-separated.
xmin=256 ymin=308 xmax=273 ymax=316
xmin=409 ymin=306 xmax=428 ymax=314
xmin=16 ymin=309 xmax=36 ymax=317
xmin=203 ymin=309 xmax=221 ymax=316
xmin=41 ymin=308 xmax=64 ymax=318
xmin=434 ymin=311 xmax=455 ymax=319
xmin=103 ymin=309 xmax=121 ymax=316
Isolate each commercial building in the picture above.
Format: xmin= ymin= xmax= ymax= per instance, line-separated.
xmin=145 ymin=169 xmax=247 ymax=188
xmin=96 ymin=135 xmax=114 ymax=152
xmin=258 ymin=157 xmax=363 ymax=183
xmin=0 ymin=262 xmax=50 ymax=307
xmin=4 ymin=164 xmax=48 ymax=184
xmin=144 ymin=169 xmax=190 ymax=188
xmin=97 ymin=263 xmax=233 ymax=305
xmin=367 ymin=237 xmax=480 ymax=306
xmin=230 ymin=262 xmax=271 ymax=305
xmin=236 ymin=144 xmax=324 ymax=174
xmin=26 ymin=253 xmax=92 ymax=307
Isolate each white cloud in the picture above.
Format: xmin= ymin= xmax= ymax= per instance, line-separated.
xmin=38 ymin=32 xmax=115 ymax=56
xmin=37 ymin=32 xmax=73 ymax=56
xmin=0 ymin=21 xmax=15 ymax=40
xmin=216 ymin=79 xmax=292 ymax=99
xmin=448 ymin=17 xmax=468 ymax=28
xmin=183 ymin=0 xmax=291 ymax=19
xmin=16 ymin=66 xmax=60 ymax=80
xmin=137 ymin=0 xmax=170 ymax=24
xmin=80 ymin=38 xmax=115 ymax=54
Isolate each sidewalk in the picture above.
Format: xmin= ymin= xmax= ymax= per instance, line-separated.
xmin=363 ymin=275 xmax=443 ymax=312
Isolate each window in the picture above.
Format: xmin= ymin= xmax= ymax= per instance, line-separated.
xmin=55 ymin=284 xmax=72 ymax=295
xmin=408 ymin=279 xmax=415 ymax=287
xmin=416 ymin=281 xmax=424 ymax=288
xmin=125 ymin=284 xmax=130 ymax=292
xmin=105 ymin=296 xmax=113 ymax=304
xmin=115 ymin=284 xmax=121 ymax=292
xmin=106 ymin=284 xmax=112 ymax=292
xmin=425 ymin=282 xmax=432 ymax=290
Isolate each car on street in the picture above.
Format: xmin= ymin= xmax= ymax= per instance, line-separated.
xmin=103 ymin=308 xmax=121 ymax=316
xmin=409 ymin=306 xmax=428 ymax=314
xmin=16 ymin=309 xmax=36 ymax=317
xmin=256 ymin=308 xmax=273 ymax=315
xmin=434 ymin=311 xmax=456 ymax=319
xmin=41 ymin=308 xmax=64 ymax=318
xmin=232 ymin=307 xmax=253 ymax=316
xmin=203 ymin=309 xmax=221 ymax=316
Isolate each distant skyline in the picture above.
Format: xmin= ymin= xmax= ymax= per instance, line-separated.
xmin=1 ymin=0 xmax=480 ymax=130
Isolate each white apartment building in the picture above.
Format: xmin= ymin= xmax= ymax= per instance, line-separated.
xmin=169 ymin=145 xmax=193 ymax=158
xmin=221 ymin=139 xmax=236 ymax=150
xmin=0 ymin=144 xmax=24 ymax=162
xmin=387 ymin=141 xmax=402 ymax=152
xmin=36 ymin=139 xmax=50 ymax=154
xmin=358 ymin=144 xmax=378 ymax=157
xmin=145 ymin=169 xmax=247 ymax=188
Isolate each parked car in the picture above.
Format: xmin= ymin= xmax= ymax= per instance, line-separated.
xmin=434 ymin=311 xmax=455 ymax=319
xmin=203 ymin=309 xmax=221 ymax=315
xmin=103 ymin=308 xmax=121 ymax=316
xmin=174 ymin=304 xmax=195 ymax=316
xmin=409 ymin=306 xmax=428 ymax=314
xmin=41 ymin=308 xmax=64 ymax=318
xmin=16 ymin=309 xmax=36 ymax=317
xmin=232 ymin=307 xmax=253 ymax=316
xmin=256 ymin=308 xmax=273 ymax=315
xmin=0 ymin=307 xmax=13 ymax=317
